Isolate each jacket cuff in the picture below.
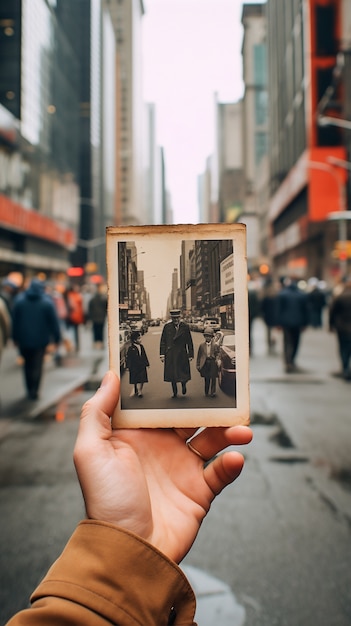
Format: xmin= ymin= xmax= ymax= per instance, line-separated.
xmin=31 ymin=520 xmax=196 ymax=625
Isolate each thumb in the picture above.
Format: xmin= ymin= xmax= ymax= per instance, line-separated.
xmin=77 ymin=371 xmax=120 ymax=441
xmin=93 ymin=370 xmax=120 ymax=417
xmin=203 ymin=451 xmax=245 ymax=498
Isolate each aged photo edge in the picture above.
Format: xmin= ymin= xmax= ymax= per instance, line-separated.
xmin=106 ymin=224 xmax=249 ymax=429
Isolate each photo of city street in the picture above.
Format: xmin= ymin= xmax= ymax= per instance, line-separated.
xmin=115 ymin=237 xmax=241 ymax=413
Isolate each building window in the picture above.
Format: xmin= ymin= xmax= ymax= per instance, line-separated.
xmin=254 ymin=44 xmax=267 ymax=86
xmin=255 ymin=131 xmax=267 ymax=165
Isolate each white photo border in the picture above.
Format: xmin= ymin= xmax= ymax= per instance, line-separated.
xmin=106 ymin=224 xmax=250 ymax=428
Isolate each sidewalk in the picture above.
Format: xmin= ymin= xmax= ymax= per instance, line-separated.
xmin=1 ymin=318 xmax=349 ymax=626
xmin=249 ymin=317 xmax=351 ymax=522
xmin=0 ymin=325 xmax=108 ymax=439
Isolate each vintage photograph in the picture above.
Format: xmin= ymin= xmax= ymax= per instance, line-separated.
xmin=106 ymin=224 xmax=249 ymax=428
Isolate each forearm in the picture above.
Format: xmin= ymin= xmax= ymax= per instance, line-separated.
xmin=6 ymin=521 xmax=196 ymax=626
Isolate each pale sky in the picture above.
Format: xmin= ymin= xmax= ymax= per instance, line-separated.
xmin=134 ymin=239 xmax=182 ymax=318
xmin=142 ymin=0 xmax=265 ymax=224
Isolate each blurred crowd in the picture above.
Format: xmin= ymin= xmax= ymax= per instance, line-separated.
xmin=248 ymin=273 xmax=351 ymax=381
xmin=0 ymin=276 xmax=107 ymax=400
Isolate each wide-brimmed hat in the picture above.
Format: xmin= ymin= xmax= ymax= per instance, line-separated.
xmin=170 ymin=309 xmax=181 ymax=317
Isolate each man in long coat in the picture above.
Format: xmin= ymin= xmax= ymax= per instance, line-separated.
xmin=329 ymin=276 xmax=351 ymax=380
xmin=159 ymin=309 xmax=194 ymax=397
xmin=276 ymin=277 xmax=309 ymax=373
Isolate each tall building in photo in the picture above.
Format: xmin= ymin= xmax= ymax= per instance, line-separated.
xmin=170 ymin=267 xmax=179 ymax=310
xmin=241 ymin=3 xmax=268 ymax=272
xmin=0 ymin=0 xmax=80 ymax=280
xmin=266 ymin=0 xmax=350 ymax=282
xmin=109 ymin=0 xmax=146 ymax=226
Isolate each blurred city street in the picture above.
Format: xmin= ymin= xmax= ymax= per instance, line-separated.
xmin=1 ymin=318 xmax=350 ymax=625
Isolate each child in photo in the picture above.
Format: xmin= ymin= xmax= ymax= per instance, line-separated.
xmin=126 ymin=331 xmax=150 ymax=397
xmin=196 ymin=328 xmax=220 ymax=397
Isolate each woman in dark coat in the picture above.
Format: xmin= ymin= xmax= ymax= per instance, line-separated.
xmin=126 ymin=331 xmax=149 ymax=397
xmin=159 ymin=309 xmax=194 ymax=397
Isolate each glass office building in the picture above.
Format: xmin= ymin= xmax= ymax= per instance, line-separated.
xmin=0 ymin=0 xmax=116 ymax=279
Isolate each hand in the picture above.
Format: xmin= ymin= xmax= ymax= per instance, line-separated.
xmin=74 ymin=371 xmax=252 ymax=564
xmin=160 ymin=355 xmax=165 ymax=362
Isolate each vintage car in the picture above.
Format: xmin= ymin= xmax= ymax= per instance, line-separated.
xmin=119 ymin=329 xmax=131 ymax=372
xmin=203 ymin=317 xmax=221 ymax=333
xmin=217 ymin=333 xmax=236 ymax=395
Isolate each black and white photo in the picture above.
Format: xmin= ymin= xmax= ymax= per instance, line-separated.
xmin=106 ymin=224 xmax=249 ymax=428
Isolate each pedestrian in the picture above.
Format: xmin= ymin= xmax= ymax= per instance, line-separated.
xmin=306 ymin=277 xmax=326 ymax=328
xmin=0 ymin=277 xmax=19 ymax=316
xmin=4 ymin=370 xmax=253 ymax=625
xmin=260 ymin=276 xmax=280 ymax=354
xmin=88 ymin=284 xmax=108 ymax=349
xmin=49 ymin=283 xmax=70 ymax=364
xmin=329 ymin=275 xmax=351 ymax=381
xmin=0 ymin=294 xmax=11 ymax=366
xmin=248 ymin=278 xmax=261 ymax=356
xmin=126 ymin=330 xmax=150 ymax=397
xmin=12 ymin=278 xmax=61 ymax=400
xmin=65 ymin=284 xmax=85 ymax=352
xmin=159 ymin=309 xmax=194 ymax=397
xmin=276 ymin=277 xmax=310 ymax=373
xmin=196 ymin=327 xmax=220 ymax=397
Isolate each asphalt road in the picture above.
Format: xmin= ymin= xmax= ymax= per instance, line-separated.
xmin=1 ymin=319 xmax=351 ymax=625
xmin=120 ymin=327 xmax=236 ymax=410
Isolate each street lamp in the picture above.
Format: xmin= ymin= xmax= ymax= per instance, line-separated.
xmin=317 ymin=115 xmax=351 ymax=131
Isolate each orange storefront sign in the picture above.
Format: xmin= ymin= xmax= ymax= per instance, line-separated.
xmin=0 ymin=194 xmax=76 ymax=248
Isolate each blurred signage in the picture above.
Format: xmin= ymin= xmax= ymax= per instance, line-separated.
xmin=0 ymin=194 xmax=76 ymax=249
xmin=67 ymin=267 xmax=84 ymax=277
xmin=220 ymin=253 xmax=234 ymax=296
xmin=333 ymin=240 xmax=351 ymax=259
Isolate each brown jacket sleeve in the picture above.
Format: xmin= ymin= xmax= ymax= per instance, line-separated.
xmin=6 ymin=520 xmax=197 ymax=626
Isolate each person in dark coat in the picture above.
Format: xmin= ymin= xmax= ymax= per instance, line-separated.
xmin=88 ymin=284 xmax=108 ymax=349
xmin=260 ymin=276 xmax=280 ymax=354
xmin=126 ymin=331 xmax=150 ymax=397
xmin=196 ymin=328 xmax=220 ymax=397
xmin=306 ymin=278 xmax=326 ymax=328
xmin=276 ymin=277 xmax=309 ymax=373
xmin=159 ymin=309 xmax=194 ymax=398
xmin=248 ymin=280 xmax=261 ymax=356
xmin=0 ymin=277 xmax=18 ymax=317
xmin=12 ymin=278 xmax=61 ymax=399
xmin=329 ymin=277 xmax=351 ymax=381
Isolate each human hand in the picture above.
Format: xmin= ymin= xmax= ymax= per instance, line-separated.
xmin=74 ymin=371 xmax=252 ymax=564
xmin=160 ymin=355 xmax=165 ymax=362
